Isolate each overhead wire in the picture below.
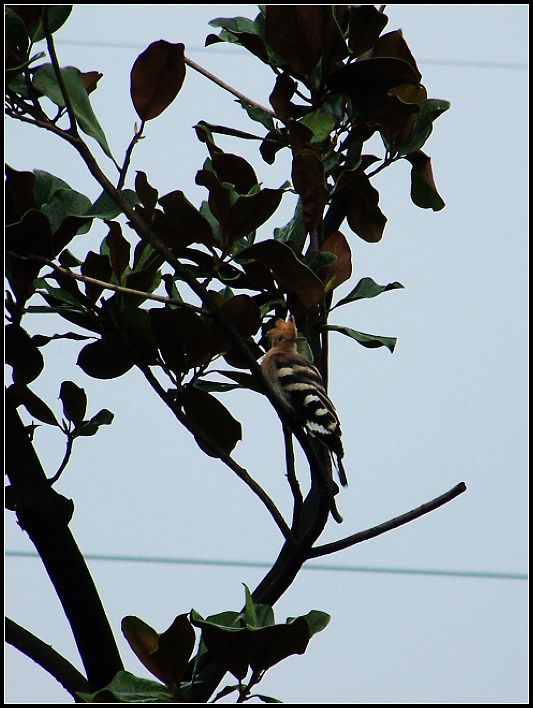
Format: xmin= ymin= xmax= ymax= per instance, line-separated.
xmin=5 ymin=550 xmax=527 ymax=582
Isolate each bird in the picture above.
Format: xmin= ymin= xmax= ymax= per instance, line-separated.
xmin=261 ymin=316 xmax=348 ymax=487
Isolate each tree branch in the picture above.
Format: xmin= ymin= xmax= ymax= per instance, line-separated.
xmin=184 ymin=55 xmax=276 ymax=118
xmin=6 ymin=399 xmax=124 ymax=689
xmin=308 ymin=482 xmax=467 ymax=558
xmin=5 ymin=617 xmax=89 ymax=702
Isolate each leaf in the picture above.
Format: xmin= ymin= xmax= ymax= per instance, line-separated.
xmin=334 ymin=277 xmax=404 ymax=308
xmin=224 ymin=188 xmax=284 ymax=245
xmin=77 ymin=339 xmax=135 ymax=379
xmin=122 ymin=614 xmax=195 ymax=689
xmin=182 ymin=387 xmax=242 ymax=457
xmin=135 ymin=171 xmax=159 ymax=214
xmin=7 ymin=383 xmax=59 ymax=426
xmin=333 ymin=170 xmax=387 ymax=243
xmin=30 ymin=6 xmax=73 ymax=42
xmin=264 ymin=6 xmax=324 ymax=77
xmin=327 ymin=57 xmax=420 ymax=96
xmin=211 ymin=152 xmax=258 ymax=195
xmin=158 ymin=190 xmax=214 ymax=248
xmin=324 ymin=324 xmax=397 ymax=353
xmin=346 ymin=5 xmax=388 ymax=57
xmin=106 ymin=221 xmax=131 ymax=280
xmin=291 ymin=149 xmax=329 ymax=232
xmin=5 ymin=324 xmax=45 ymax=384
xmin=299 ymin=110 xmax=337 ymax=144
xmin=78 ymin=670 xmax=175 ymax=704
xmin=78 ymin=408 xmax=114 ymax=437
xmin=397 ymin=98 xmax=451 ymax=157
xmin=318 ymin=231 xmax=352 ymax=291
xmin=84 ymin=188 xmax=140 ymax=220
xmin=130 ymin=41 xmax=186 ymax=121
xmin=33 ymin=64 xmax=114 ymax=159
xmin=149 ymin=307 xmax=211 ymax=373
xmin=59 ymin=380 xmax=87 ymax=427
xmin=237 ymin=240 xmax=324 ymax=308
xmin=406 ymin=150 xmax=445 ymax=211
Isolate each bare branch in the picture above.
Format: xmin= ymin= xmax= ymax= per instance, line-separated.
xmin=308 ymin=482 xmax=467 ymax=558
xmin=184 ymin=55 xmax=276 ymax=118
xmin=5 ymin=618 xmax=89 ymax=702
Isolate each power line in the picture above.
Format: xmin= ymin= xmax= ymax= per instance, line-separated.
xmin=55 ymin=39 xmax=527 ymax=71
xmin=6 ymin=550 xmax=527 ymax=582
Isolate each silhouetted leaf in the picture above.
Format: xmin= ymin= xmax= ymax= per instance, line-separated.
xmin=59 ymin=380 xmax=87 ymax=426
xmin=224 ymin=188 xmax=284 ymax=245
xmin=406 ymin=150 xmax=445 ymax=211
xmin=238 ymin=240 xmax=324 ymax=308
xmin=397 ymin=98 xmax=451 ymax=156
xmin=150 ymin=307 xmax=211 ymax=373
xmin=5 ymin=165 xmax=36 ymax=225
xmin=346 ymin=5 xmax=388 ymax=57
xmin=325 ymin=324 xmax=397 ymax=353
xmin=291 ymin=149 xmax=329 ymax=232
xmin=7 ymin=383 xmax=59 ymax=426
xmin=211 ymin=152 xmax=258 ymax=194
xmin=264 ymin=6 xmax=324 ymax=77
xmin=30 ymin=6 xmax=73 ymax=42
xmin=158 ymin=190 xmax=214 ymax=248
xmin=81 ymin=250 xmax=112 ymax=304
xmin=335 ymin=170 xmax=387 ymax=243
xmin=130 ymin=40 xmax=185 ymax=121
xmin=77 ymin=339 xmax=135 ymax=379
xmin=182 ymin=387 xmax=242 ymax=457
xmin=372 ymin=29 xmax=422 ymax=82
xmin=6 ymin=324 xmax=44 ymax=384
xmin=135 ymin=171 xmax=159 ymax=214
xmin=78 ymin=671 xmax=175 ymax=705
xmin=327 ymin=57 xmax=420 ymax=95
xmin=77 ymin=408 xmax=114 ymax=437
xmin=105 ymin=221 xmax=130 ymax=280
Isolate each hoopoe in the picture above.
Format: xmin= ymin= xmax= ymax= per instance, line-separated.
xmin=261 ymin=316 xmax=348 ymax=487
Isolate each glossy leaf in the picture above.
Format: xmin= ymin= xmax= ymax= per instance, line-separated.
xmin=130 ymin=40 xmax=185 ymax=121
xmin=84 ymin=188 xmax=139 ymax=221
xmin=346 ymin=5 xmax=388 ymax=57
xmin=78 ymin=671 xmax=175 ymax=704
xmin=264 ymin=6 xmax=324 ymax=77
xmin=29 ymin=6 xmax=73 ymax=42
xmin=299 ymin=110 xmax=337 ymax=144
xmin=77 ymin=408 xmax=114 ymax=437
xmin=33 ymin=64 xmax=114 ymax=159
xmin=224 ymin=188 xmax=284 ymax=245
xmin=325 ymin=324 xmax=397 ymax=353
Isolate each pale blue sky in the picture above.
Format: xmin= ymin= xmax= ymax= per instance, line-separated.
xmin=6 ymin=5 xmax=528 ymax=703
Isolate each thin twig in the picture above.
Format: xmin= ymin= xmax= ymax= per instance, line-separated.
xmin=8 ymin=252 xmax=207 ymax=314
xmin=42 ymin=8 xmax=78 ymax=135
xmin=117 ymin=120 xmax=145 ymax=190
xmin=184 ymin=54 xmax=276 ymax=118
xmin=308 ymin=482 xmax=467 ymax=558
xmin=48 ymin=433 xmax=74 ymax=485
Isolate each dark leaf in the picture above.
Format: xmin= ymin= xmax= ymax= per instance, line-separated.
xmin=372 ymin=29 xmax=422 ymax=82
xmin=32 ymin=331 xmax=93 ymax=347
xmin=5 ymin=165 xmax=36 ymax=225
xmin=78 ymin=671 xmax=175 ymax=705
xmin=224 ymin=188 xmax=284 ymax=245
xmin=77 ymin=339 xmax=135 ymax=379
xmin=150 ymin=306 xmax=211 ymax=373
xmin=397 ymin=98 xmax=451 ymax=156
xmin=59 ymin=380 xmax=87 ymax=426
xmin=264 ymin=6 xmax=324 ymax=77
xmin=7 ymin=383 xmax=59 ymax=426
xmin=291 ymin=149 xmax=329 ymax=232
xmin=135 ymin=171 xmax=159 ymax=214
xmin=106 ymin=221 xmax=131 ymax=280
xmin=335 ymin=170 xmax=387 ymax=243
xmin=324 ymin=324 xmax=397 ymax=353
xmin=158 ymin=191 xmax=214 ymax=248
xmin=327 ymin=57 xmax=420 ymax=96
xmin=406 ymin=150 xmax=445 ymax=211
xmin=207 ymin=15 xmax=270 ymax=64
xmin=269 ymin=72 xmax=297 ymax=123
xmin=182 ymin=387 xmax=242 ymax=457
xmin=346 ymin=5 xmax=388 ymax=57
xmin=30 ymin=6 xmax=73 ymax=42
xmin=78 ymin=408 xmax=114 ymax=437
xmin=5 ymin=324 xmax=45 ymax=384
xmin=211 ymin=152 xmax=258 ymax=194
xmin=238 ymin=240 xmax=324 ymax=308
xmin=84 ymin=188 xmax=140 ymax=221
xmin=81 ymin=250 xmax=112 ymax=304
xmin=130 ymin=40 xmax=186 ymax=121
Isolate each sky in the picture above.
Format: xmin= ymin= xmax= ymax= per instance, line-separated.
xmin=5 ymin=4 xmax=528 ymax=704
